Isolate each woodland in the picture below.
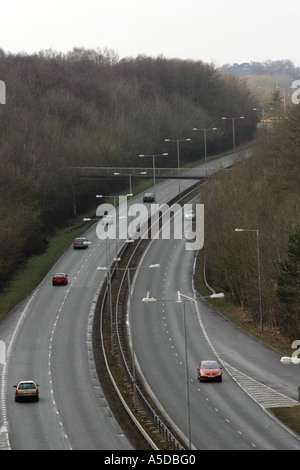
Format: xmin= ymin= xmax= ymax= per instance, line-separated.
xmin=202 ymin=104 xmax=300 ymax=340
xmin=0 ymin=47 xmax=257 ymax=285
xmin=0 ymin=48 xmax=298 ymax=339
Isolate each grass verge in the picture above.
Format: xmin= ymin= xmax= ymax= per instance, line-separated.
xmin=270 ymin=406 xmax=300 ymax=436
xmin=0 ymin=220 xmax=93 ymax=319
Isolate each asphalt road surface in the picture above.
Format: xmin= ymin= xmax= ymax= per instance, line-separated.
xmin=0 ymin=159 xmax=200 ymax=449
xmin=3 ymin=150 xmax=294 ymax=450
xmin=130 ymin=218 xmax=300 ymax=450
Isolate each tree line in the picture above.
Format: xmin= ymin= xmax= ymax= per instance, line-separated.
xmin=0 ymin=47 xmax=257 ymax=287
xmin=201 ymin=104 xmax=300 ymax=340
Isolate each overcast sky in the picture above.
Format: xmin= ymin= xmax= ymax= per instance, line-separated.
xmin=1 ymin=0 xmax=299 ymax=67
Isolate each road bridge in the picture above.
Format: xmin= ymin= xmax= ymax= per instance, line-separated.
xmin=72 ymin=150 xmax=252 ymax=182
xmin=72 ymin=164 xmax=223 ymax=180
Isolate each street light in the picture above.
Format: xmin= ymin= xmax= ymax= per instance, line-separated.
xmin=98 ymin=259 xmax=160 ymax=410
xmin=192 ymin=127 xmax=217 ymax=176
xmin=95 ymin=235 xmax=124 ymax=357
xmin=139 ymin=153 xmax=168 ymax=199
xmin=113 ymin=171 xmax=146 ymax=197
xmin=95 ymin=194 xmax=132 ymax=263
xmin=142 ymin=289 xmax=224 ymax=449
xmin=164 ymin=138 xmax=191 ymax=195
xmin=280 ymin=354 xmax=300 ymax=400
xmin=281 ymin=341 xmax=300 ymax=365
xmin=96 ymin=193 xmax=133 ymax=201
xmin=280 ymin=357 xmax=300 ymax=365
xmin=96 ymin=238 xmax=135 ymax=359
xmin=253 ymin=107 xmax=274 ymax=127
xmin=235 ymin=228 xmax=263 ymax=333
xmin=222 ymin=116 xmax=244 ymax=154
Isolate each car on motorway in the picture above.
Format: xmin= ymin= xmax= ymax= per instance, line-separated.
xmin=184 ymin=208 xmax=195 ymax=221
xmin=197 ymin=360 xmax=223 ymax=382
xmin=14 ymin=380 xmax=39 ymax=402
xmin=143 ymin=192 xmax=155 ymax=203
xmin=102 ymin=213 xmax=114 ymax=225
xmin=73 ymin=237 xmax=89 ymax=249
xmin=52 ymin=273 xmax=68 ymax=285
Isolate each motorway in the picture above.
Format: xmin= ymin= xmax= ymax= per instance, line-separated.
xmin=0 ymin=229 xmax=132 ymax=450
xmin=1 ymin=151 xmax=300 ymax=449
xmin=0 ymin=154 xmax=201 ymax=450
xmin=131 ymin=234 xmax=300 ymax=449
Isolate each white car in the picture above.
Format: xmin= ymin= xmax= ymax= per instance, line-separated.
xmin=184 ymin=208 xmax=195 ymax=221
xmin=102 ymin=214 xmax=114 ymax=225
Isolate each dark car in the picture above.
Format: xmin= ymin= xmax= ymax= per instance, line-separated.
xmin=52 ymin=273 xmax=68 ymax=285
xmin=73 ymin=237 xmax=89 ymax=249
xmin=143 ymin=192 xmax=155 ymax=203
xmin=197 ymin=360 xmax=222 ymax=382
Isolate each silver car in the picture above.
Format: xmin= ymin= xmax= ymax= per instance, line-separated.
xmin=14 ymin=380 xmax=39 ymax=402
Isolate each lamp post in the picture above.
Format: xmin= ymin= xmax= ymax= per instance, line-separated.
xmin=85 ymin=196 xmax=125 ymax=270
xmin=96 ymin=194 xmax=122 ymax=264
xmin=192 ymin=127 xmax=217 ymax=176
xmin=253 ymin=107 xmax=274 ymax=127
xmin=280 ymin=354 xmax=300 ymax=400
xmin=113 ymin=171 xmax=146 ymax=197
xmin=139 ymin=153 xmax=168 ymax=200
xmin=235 ymin=228 xmax=263 ymax=333
xmin=280 ymin=356 xmax=300 ymax=365
xmin=142 ymin=290 xmax=224 ymax=449
xmin=98 ymin=259 xmax=160 ymax=410
xmin=164 ymin=138 xmax=191 ymax=195
xmin=222 ymin=116 xmax=244 ymax=154
xmin=95 ymin=236 xmax=123 ymax=357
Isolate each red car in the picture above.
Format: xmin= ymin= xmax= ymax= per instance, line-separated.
xmin=52 ymin=273 xmax=68 ymax=286
xmin=197 ymin=360 xmax=223 ymax=382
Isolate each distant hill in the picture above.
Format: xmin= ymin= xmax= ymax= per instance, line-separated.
xmin=220 ymin=60 xmax=300 ymax=111
xmin=219 ymin=59 xmax=300 ymax=79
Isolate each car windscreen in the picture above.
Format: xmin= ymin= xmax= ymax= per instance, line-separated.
xmin=202 ymin=362 xmax=218 ymax=369
xmin=19 ymin=383 xmax=35 ymax=389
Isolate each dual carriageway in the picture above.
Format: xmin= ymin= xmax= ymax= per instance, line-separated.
xmin=1 ymin=151 xmax=300 ymax=450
